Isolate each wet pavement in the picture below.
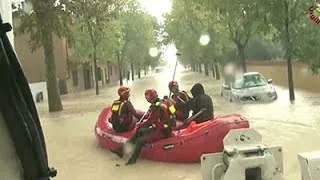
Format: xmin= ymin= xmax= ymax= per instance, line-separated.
xmin=36 ymin=68 xmax=320 ymax=180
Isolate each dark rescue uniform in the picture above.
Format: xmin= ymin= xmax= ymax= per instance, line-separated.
xmin=171 ymin=90 xmax=191 ymax=120
xmin=127 ymin=99 xmax=176 ymax=164
xmin=177 ymin=83 xmax=214 ymax=123
xmin=110 ymin=100 xmax=141 ymax=133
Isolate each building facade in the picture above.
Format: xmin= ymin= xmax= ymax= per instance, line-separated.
xmin=14 ymin=33 xmax=120 ymax=94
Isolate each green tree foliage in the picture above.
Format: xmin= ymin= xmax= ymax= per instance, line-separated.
xmin=68 ymin=0 xmax=125 ymax=95
xmin=163 ymin=0 xmax=230 ymax=78
xmin=203 ymin=0 xmax=269 ymax=72
xmin=70 ymin=0 xmax=160 ymax=86
xmin=263 ymin=0 xmax=310 ymax=101
xmin=296 ymin=21 xmax=320 ymax=73
xmin=13 ymin=0 xmax=70 ymax=112
xmin=163 ymin=0 xmax=320 ymax=102
xmin=120 ymin=8 xmax=159 ymax=81
xmin=245 ymin=36 xmax=284 ymax=61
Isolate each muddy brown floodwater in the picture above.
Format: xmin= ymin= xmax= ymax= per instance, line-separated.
xmin=36 ymin=69 xmax=320 ymax=180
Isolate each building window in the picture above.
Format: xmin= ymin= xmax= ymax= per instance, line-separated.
xmin=72 ymin=70 xmax=78 ymax=86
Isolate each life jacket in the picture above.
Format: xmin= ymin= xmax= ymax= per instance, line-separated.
xmin=180 ymin=90 xmax=190 ymax=101
xmin=110 ymin=100 xmax=132 ymax=124
xmin=172 ymin=90 xmax=190 ymax=103
xmin=153 ymin=100 xmax=176 ymax=129
xmin=172 ymin=91 xmax=190 ymax=120
xmin=111 ymin=100 xmax=126 ymax=116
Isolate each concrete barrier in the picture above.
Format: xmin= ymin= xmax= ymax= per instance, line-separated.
xmin=28 ymin=81 xmax=47 ymax=102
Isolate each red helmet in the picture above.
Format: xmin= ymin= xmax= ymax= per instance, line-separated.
xmin=118 ymin=87 xmax=130 ymax=98
xmin=169 ymin=81 xmax=179 ymax=90
xmin=144 ymin=89 xmax=158 ymax=102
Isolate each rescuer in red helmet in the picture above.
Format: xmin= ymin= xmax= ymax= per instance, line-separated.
xmin=168 ymin=81 xmax=191 ymax=120
xmin=126 ymin=89 xmax=177 ymax=165
xmin=109 ymin=87 xmax=142 ymax=133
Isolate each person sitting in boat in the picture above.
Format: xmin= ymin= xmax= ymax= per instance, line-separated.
xmin=168 ymin=81 xmax=191 ymax=120
xmin=126 ymin=89 xmax=177 ymax=165
xmin=109 ymin=87 xmax=142 ymax=133
xmin=176 ymin=83 xmax=214 ymax=123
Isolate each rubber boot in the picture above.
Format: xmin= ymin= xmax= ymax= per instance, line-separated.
xmin=126 ymin=140 xmax=143 ymax=165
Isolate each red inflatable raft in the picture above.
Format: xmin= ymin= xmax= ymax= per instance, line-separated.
xmin=94 ymin=107 xmax=249 ymax=163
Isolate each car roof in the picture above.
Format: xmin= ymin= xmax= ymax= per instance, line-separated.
xmin=243 ymin=72 xmax=260 ymax=76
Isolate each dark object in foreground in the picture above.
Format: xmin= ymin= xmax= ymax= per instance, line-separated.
xmin=177 ymin=83 xmax=214 ymax=123
xmin=0 ymin=14 xmax=56 ymax=179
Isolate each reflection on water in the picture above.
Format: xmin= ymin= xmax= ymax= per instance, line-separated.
xmin=37 ymin=71 xmax=320 ymax=180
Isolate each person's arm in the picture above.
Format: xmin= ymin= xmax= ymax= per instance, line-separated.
xmin=176 ymin=97 xmax=196 ymax=110
xmin=126 ymin=101 xmax=142 ymax=119
xmin=137 ymin=105 xmax=154 ymax=128
xmin=179 ymin=91 xmax=190 ymax=102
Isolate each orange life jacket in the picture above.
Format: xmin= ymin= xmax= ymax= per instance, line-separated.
xmin=149 ymin=101 xmax=176 ymax=130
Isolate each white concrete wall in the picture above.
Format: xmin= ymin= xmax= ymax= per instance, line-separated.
xmin=0 ymin=0 xmax=14 ymax=46
xmin=29 ymin=81 xmax=48 ymax=102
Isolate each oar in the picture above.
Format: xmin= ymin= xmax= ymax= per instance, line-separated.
xmin=137 ymin=110 xmax=149 ymax=123
xmin=176 ymin=96 xmax=185 ymax=103
xmin=176 ymin=108 xmax=206 ymax=130
xmin=168 ymin=52 xmax=182 ymax=98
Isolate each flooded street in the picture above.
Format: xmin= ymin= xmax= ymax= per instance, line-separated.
xmin=36 ymin=70 xmax=320 ymax=180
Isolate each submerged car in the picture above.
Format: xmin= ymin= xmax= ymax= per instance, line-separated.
xmin=221 ymin=72 xmax=278 ymax=102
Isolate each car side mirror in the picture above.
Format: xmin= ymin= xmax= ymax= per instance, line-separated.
xmin=223 ymin=84 xmax=231 ymax=90
xmin=268 ymin=79 xmax=273 ymax=84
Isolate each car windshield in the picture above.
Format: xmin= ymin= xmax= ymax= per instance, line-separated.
xmin=232 ymin=74 xmax=268 ymax=89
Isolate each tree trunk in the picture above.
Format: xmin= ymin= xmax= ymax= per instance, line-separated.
xmin=138 ymin=64 xmax=141 ymax=78
xmin=127 ymin=71 xmax=130 ymax=83
xmin=116 ymin=52 xmax=123 ymax=86
xmin=42 ymin=28 xmax=63 ymax=112
xmin=237 ymin=44 xmax=247 ymax=73
xmin=199 ymin=64 xmax=202 ymax=73
xmin=214 ymin=62 xmax=221 ymax=80
xmin=106 ymin=61 xmax=110 ymax=83
xmin=204 ymin=63 xmax=209 ymax=76
xmin=123 ymin=69 xmax=127 ymax=82
xmin=211 ymin=64 xmax=215 ymax=78
xmin=93 ymin=46 xmax=99 ymax=95
xmin=284 ymin=1 xmax=295 ymax=101
xmin=191 ymin=63 xmax=196 ymax=71
xmin=130 ymin=61 xmax=134 ymax=81
xmin=66 ymin=41 xmax=70 ymax=79
xmin=287 ymin=54 xmax=295 ymax=101
xmin=138 ymin=69 xmax=141 ymax=78
xmin=144 ymin=66 xmax=147 ymax=76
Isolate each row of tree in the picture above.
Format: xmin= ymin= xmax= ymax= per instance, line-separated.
xmin=12 ymin=0 xmax=161 ymax=112
xmin=162 ymin=0 xmax=320 ymax=101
